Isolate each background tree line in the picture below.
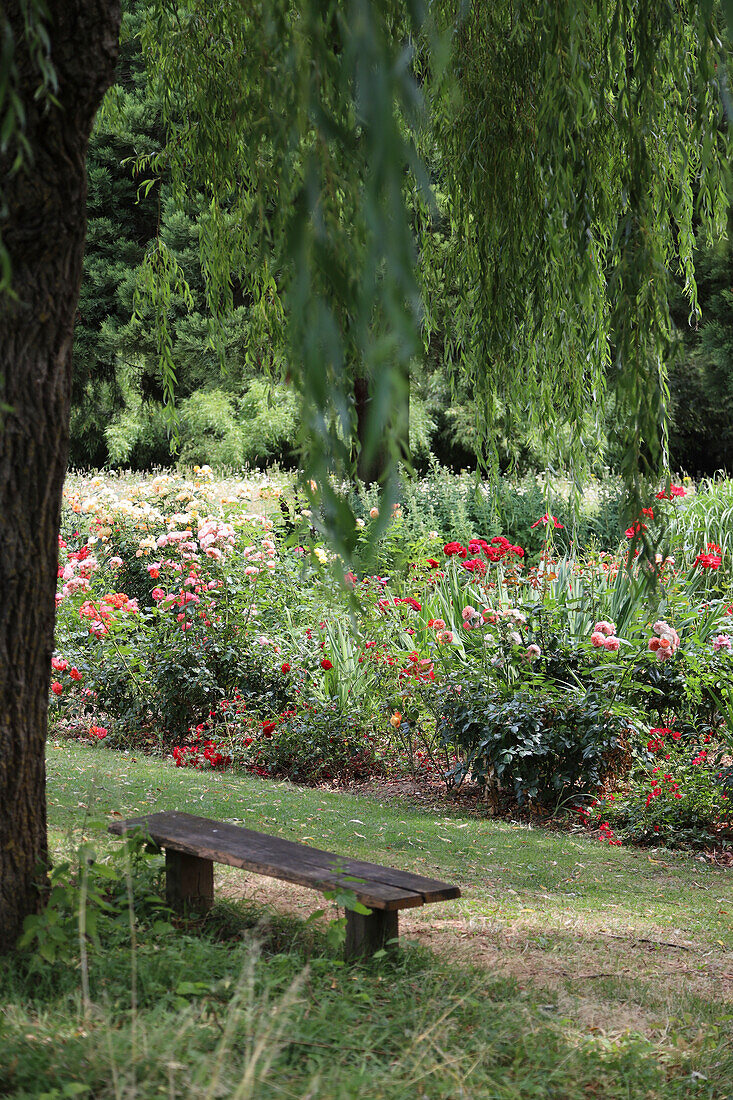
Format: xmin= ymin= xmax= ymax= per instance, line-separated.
xmin=71 ymin=0 xmax=733 ymax=478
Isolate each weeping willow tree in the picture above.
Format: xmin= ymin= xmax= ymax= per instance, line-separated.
xmin=134 ymin=0 xmax=733 ymax=535
xmin=0 ymin=0 xmax=732 ymax=948
xmin=420 ymin=1 xmax=731 ymax=512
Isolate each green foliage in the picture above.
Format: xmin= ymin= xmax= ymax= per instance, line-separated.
xmin=437 ymin=684 xmax=634 ymax=809
xmin=421 ymin=0 xmax=731 ymax=533
xmin=669 ymin=476 xmax=733 ymax=568
xmin=245 ymin=705 xmax=384 ymax=785
xmin=352 ymin=464 xmax=626 ymax=562
xmin=598 ymin=724 xmax=733 ymax=847
xmin=236 ymin=380 xmax=300 ymax=466
xmin=17 ymin=834 xmax=168 ymax=971
xmin=71 ymin=1 xmax=288 ymax=470
xmin=668 ymin=233 xmax=733 ymax=476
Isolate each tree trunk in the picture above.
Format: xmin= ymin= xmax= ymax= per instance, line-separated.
xmin=0 ymin=1 xmax=120 ymax=953
xmin=354 ymin=367 xmax=410 ymax=484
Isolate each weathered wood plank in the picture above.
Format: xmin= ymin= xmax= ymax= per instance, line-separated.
xmin=345 ymin=908 xmax=399 ymax=960
xmin=165 ymin=849 xmax=214 ymax=914
xmin=110 ymin=812 xmax=454 ymax=910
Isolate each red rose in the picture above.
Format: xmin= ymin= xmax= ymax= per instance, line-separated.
xmin=281 ymin=662 xmax=291 ymax=674
xmin=320 ymin=658 xmax=333 ymax=670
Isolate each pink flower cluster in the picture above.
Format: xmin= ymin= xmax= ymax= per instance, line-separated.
xmin=647 ymin=620 xmax=680 ymax=662
xmin=590 ymin=621 xmax=621 ymax=652
xmin=713 ymin=633 xmax=732 ymax=652
xmin=197 ymin=518 xmax=236 ymax=560
xmin=57 ymin=541 xmax=99 ymax=602
xmin=461 ymin=605 xmax=483 ymax=630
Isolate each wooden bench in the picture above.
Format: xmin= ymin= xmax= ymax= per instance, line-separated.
xmin=108 ymin=811 xmax=460 ymax=959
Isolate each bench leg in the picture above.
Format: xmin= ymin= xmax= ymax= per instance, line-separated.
xmin=345 ymin=908 xmax=398 ymax=960
xmin=165 ymin=849 xmax=214 ymax=914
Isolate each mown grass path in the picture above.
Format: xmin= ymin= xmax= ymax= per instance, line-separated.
xmin=48 ymin=742 xmax=732 ymax=1038
xmin=0 ymin=739 xmax=720 ymax=1099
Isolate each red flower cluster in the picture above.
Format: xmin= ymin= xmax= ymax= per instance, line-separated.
xmin=694 ymin=543 xmax=723 ymax=570
xmin=49 ymin=656 xmax=83 ymax=697
xmin=645 ymin=770 xmax=683 ymax=807
xmin=530 ymin=513 xmax=564 ymax=529
xmin=399 ymin=651 xmax=435 ymax=683
xmin=395 ymin=596 xmax=422 ymax=612
xmin=172 ymin=741 xmax=232 ymax=769
xmin=647 ymin=727 xmax=682 ymax=754
xmin=598 ymin=821 xmax=622 ymax=846
xmin=445 ymin=536 xmax=524 ymax=563
xmin=625 ymin=520 xmax=647 ymax=538
xmin=655 ymin=485 xmax=687 ymax=499
xmin=68 ymin=544 xmax=91 ymax=563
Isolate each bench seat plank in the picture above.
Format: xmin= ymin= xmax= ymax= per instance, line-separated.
xmin=109 ymin=811 xmax=460 ymax=911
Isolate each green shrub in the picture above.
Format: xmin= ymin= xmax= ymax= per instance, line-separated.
xmin=236 ymin=378 xmax=299 ymax=465
xmin=437 ymin=684 xmax=634 ymax=810
xmin=241 ymin=704 xmax=384 ymax=784
xmin=178 ymin=388 xmax=247 ymax=467
xmin=105 ymin=398 xmax=172 ymax=467
xmin=598 ymin=723 xmax=733 ymax=847
xmin=351 ymin=463 xmax=626 ymax=559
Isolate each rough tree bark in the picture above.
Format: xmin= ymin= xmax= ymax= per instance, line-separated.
xmin=0 ymin=1 xmax=120 ymax=953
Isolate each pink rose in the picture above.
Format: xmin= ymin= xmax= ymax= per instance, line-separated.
xmin=603 ymin=636 xmax=620 ymax=652
xmin=590 ymin=632 xmax=605 ymax=648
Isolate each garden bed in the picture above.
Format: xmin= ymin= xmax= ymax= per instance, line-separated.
xmin=51 ymin=467 xmax=733 ymax=851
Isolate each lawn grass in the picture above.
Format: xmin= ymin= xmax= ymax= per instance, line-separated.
xmin=1 ymin=740 xmax=731 ymax=1099
xmin=47 ymin=741 xmax=733 ymax=949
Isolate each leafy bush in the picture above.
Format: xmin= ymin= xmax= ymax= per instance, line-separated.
xmin=436 ymin=684 xmax=635 ymax=810
xmin=238 ymin=704 xmax=384 ymax=784
xmin=351 ymin=462 xmax=626 ymax=561
xmin=178 ymin=388 xmax=249 ymax=468
xmin=597 ymin=723 xmax=733 ymax=847
xmin=237 ymin=379 xmax=299 ymax=466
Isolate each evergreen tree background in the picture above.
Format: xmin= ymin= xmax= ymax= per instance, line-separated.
xmin=72 ymin=1 xmax=298 ymax=470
